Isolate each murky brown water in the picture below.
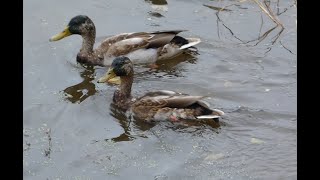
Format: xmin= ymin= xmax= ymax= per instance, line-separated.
xmin=24 ymin=0 xmax=296 ymax=179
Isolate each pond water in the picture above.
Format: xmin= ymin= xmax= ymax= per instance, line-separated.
xmin=23 ymin=0 xmax=297 ymax=179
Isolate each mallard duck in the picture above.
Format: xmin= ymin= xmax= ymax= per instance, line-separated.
xmin=97 ymin=56 xmax=224 ymax=125
xmin=49 ymin=15 xmax=201 ymax=67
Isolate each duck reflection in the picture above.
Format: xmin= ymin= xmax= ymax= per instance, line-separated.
xmin=62 ymin=53 xmax=196 ymax=104
xmin=107 ymin=103 xmax=156 ymax=142
xmin=145 ymin=0 xmax=168 ymax=5
xmin=63 ymin=65 xmax=97 ymax=103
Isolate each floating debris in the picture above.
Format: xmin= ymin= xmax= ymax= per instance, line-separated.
xmin=145 ymin=0 xmax=167 ymax=5
xmin=224 ymin=81 xmax=233 ymax=87
xmin=203 ymin=4 xmax=232 ymax=12
xmin=151 ymin=5 xmax=168 ymax=12
xmin=154 ymin=174 xmax=168 ymax=180
xmin=148 ymin=11 xmax=164 ymax=18
xmin=251 ymin=138 xmax=265 ymax=144
xmin=204 ymin=153 xmax=225 ymax=161
xmin=44 ymin=128 xmax=52 ymax=158
xmin=24 ymin=142 xmax=31 ymax=151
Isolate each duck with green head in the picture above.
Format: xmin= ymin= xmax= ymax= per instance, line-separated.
xmin=49 ymin=15 xmax=201 ymax=67
xmin=97 ymin=56 xmax=224 ymax=126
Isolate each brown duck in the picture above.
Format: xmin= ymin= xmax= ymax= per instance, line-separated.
xmin=97 ymin=56 xmax=224 ymax=125
xmin=49 ymin=15 xmax=201 ymax=67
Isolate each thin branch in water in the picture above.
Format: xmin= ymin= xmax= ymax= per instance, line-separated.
xmin=276 ymin=0 xmax=288 ymax=15
xmin=24 ymin=142 xmax=31 ymax=151
xmin=213 ymin=0 xmax=286 ymax=45
xmin=215 ymin=11 xmax=245 ymax=43
xmin=264 ymin=47 xmax=272 ymax=55
xmin=279 ymin=40 xmax=296 ymax=55
xmin=238 ymin=24 xmax=276 ymax=45
xmin=278 ymin=8 xmax=288 ymax=16
xmin=203 ymin=4 xmax=232 ymax=12
xmin=271 ymin=26 xmax=284 ymax=45
xmin=254 ymin=25 xmax=278 ymax=46
xmin=259 ymin=13 xmax=264 ymax=37
xmin=277 ymin=0 xmax=280 ymax=15
xmin=252 ymin=0 xmax=283 ymax=27
xmin=264 ymin=0 xmax=271 ymax=7
xmin=44 ymin=128 xmax=52 ymax=158
xmin=264 ymin=0 xmax=284 ymax=28
xmin=216 ymin=12 xmax=221 ymax=39
xmin=206 ymin=2 xmax=247 ymax=42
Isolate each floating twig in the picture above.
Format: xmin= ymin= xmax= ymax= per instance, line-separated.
xmin=215 ymin=12 xmax=246 ymax=43
xmin=280 ymin=40 xmax=296 ymax=55
xmin=259 ymin=13 xmax=264 ymax=37
xmin=252 ymin=0 xmax=283 ymax=27
xmin=203 ymin=4 xmax=232 ymax=12
xmin=24 ymin=142 xmax=31 ymax=151
xmin=264 ymin=47 xmax=272 ymax=54
xmin=44 ymin=128 xmax=52 ymax=158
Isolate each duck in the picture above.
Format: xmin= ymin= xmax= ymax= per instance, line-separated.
xmin=97 ymin=56 xmax=224 ymax=126
xmin=49 ymin=15 xmax=201 ymax=67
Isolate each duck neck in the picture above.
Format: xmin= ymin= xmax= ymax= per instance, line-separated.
xmin=80 ymin=30 xmax=96 ymax=54
xmin=119 ymin=73 xmax=134 ymax=99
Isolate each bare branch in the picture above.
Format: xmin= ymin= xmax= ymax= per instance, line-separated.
xmin=280 ymin=40 xmax=296 ymax=55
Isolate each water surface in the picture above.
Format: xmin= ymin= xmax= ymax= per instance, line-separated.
xmin=23 ymin=0 xmax=297 ymax=179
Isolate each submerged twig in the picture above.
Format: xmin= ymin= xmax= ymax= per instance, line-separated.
xmin=264 ymin=47 xmax=272 ymax=54
xmin=277 ymin=8 xmax=288 ymax=16
xmin=203 ymin=4 xmax=232 ymax=12
xmin=276 ymin=0 xmax=280 ymax=15
xmin=279 ymin=41 xmax=296 ymax=55
xmin=216 ymin=13 xmax=221 ymax=39
xmin=24 ymin=142 xmax=31 ymax=151
xmin=248 ymin=0 xmax=284 ymax=46
xmin=210 ymin=0 xmax=288 ymax=46
xmin=44 ymin=128 xmax=52 ymax=158
xmin=259 ymin=13 xmax=264 ymax=37
xmin=243 ymin=25 xmax=277 ymax=45
xmin=215 ymin=12 xmax=246 ymax=43
xmin=271 ymin=26 xmax=284 ymax=45
xmin=252 ymin=0 xmax=283 ymax=27
xmin=256 ymin=25 xmax=277 ymax=45
xmin=212 ymin=3 xmax=247 ymax=43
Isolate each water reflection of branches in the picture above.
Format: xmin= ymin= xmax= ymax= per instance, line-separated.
xmin=63 ymin=65 xmax=97 ymax=103
xmin=215 ymin=10 xmax=245 ymax=43
xmin=279 ymin=40 xmax=295 ymax=55
xmin=277 ymin=0 xmax=288 ymax=16
xmin=207 ymin=0 xmax=294 ymax=54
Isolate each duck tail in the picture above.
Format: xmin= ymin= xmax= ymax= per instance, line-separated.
xmin=180 ymin=38 xmax=201 ymax=50
xmin=195 ymin=108 xmax=224 ymax=124
xmin=169 ymin=36 xmax=201 ymax=49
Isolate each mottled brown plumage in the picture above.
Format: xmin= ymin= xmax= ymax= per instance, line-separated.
xmin=49 ymin=15 xmax=201 ymax=67
xmin=98 ymin=57 xmax=224 ymax=126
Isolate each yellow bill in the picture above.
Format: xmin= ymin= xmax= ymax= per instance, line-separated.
xmin=97 ymin=68 xmax=121 ymax=85
xmin=49 ymin=26 xmax=72 ymax=42
xmin=107 ymin=76 xmax=121 ymax=85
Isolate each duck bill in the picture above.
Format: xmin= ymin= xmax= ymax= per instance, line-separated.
xmin=98 ymin=68 xmax=117 ymax=83
xmin=49 ymin=26 xmax=72 ymax=42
